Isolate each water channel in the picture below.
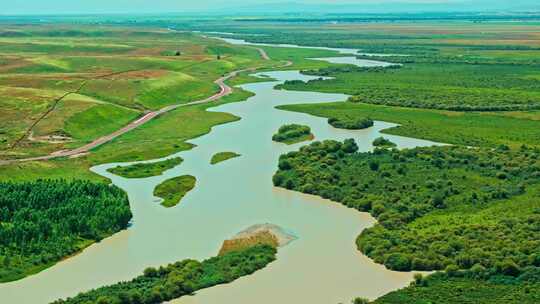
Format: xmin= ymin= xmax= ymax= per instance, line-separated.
xmin=0 ymin=42 xmax=438 ymax=304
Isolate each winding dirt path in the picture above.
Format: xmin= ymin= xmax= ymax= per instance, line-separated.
xmin=0 ymin=48 xmax=272 ymax=165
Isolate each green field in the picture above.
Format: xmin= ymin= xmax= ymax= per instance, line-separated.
xmin=0 ymin=25 xmax=273 ymax=163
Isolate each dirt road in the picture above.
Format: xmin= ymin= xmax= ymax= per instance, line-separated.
xmin=0 ymin=49 xmax=272 ymax=165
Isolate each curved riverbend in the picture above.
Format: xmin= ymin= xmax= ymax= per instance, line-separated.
xmin=0 ymin=68 xmax=439 ymax=303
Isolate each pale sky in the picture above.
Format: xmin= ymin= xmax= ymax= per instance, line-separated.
xmin=1 ymin=0 xmax=538 ymax=15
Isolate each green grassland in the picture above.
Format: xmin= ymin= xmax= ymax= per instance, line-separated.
xmin=107 ymin=157 xmax=183 ymax=178
xmin=154 ymin=175 xmax=196 ymax=208
xmin=0 ymin=25 xmax=274 ymax=163
xmin=210 ymin=152 xmax=241 ymax=165
xmin=0 ymin=86 xmax=255 ymax=183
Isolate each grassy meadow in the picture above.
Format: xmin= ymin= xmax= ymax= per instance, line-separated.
xmin=0 ymin=25 xmax=273 ymax=164
xmin=0 ymin=24 xmax=281 ymax=181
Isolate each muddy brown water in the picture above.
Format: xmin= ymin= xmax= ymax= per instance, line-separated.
xmin=0 ymin=59 xmax=439 ymax=304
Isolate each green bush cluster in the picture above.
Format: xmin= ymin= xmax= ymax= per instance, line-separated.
xmin=328 ymin=116 xmax=374 ymax=130
xmin=374 ymin=266 xmax=540 ymax=304
xmin=272 ymin=124 xmax=313 ymax=144
xmin=372 ymin=137 xmax=396 ymax=148
xmin=52 ymin=245 xmax=276 ymax=304
xmin=273 ymin=140 xmax=540 ymax=274
xmin=0 ymin=180 xmax=132 ymax=282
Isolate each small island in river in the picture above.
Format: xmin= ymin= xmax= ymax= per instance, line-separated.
xmin=272 ymin=124 xmax=314 ymax=145
xmin=211 ymin=152 xmax=241 ymax=165
xmin=154 ymin=175 xmax=196 ymax=208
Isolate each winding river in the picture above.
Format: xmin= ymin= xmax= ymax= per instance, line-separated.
xmin=0 ymin=41 xmax=439 ymax=304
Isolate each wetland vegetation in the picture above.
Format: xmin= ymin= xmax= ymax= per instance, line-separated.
xmin=210 ymin=152 xmax=241 ymax=165
xmin=52 ymin=244 xmax=276 ymax=304
xmin=274 ymin=139 xmax=540 ymax=302
xmin=2 ymin=14 xmax=540 ymax=304
xmin=107 ymin=157 xmax=183 ymax=178
xmin=154 ymin=175 xmax=196 ymax=208
xmin=272 ymin=124 xmax=313 ymax=145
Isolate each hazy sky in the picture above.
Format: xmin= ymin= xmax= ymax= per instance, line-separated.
xmin=2 ymin=0 xmax=539 ymax=15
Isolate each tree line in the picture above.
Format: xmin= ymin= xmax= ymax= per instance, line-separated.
xmin=0 ymin=179 xmax=132 ymax=282
xmin=52 ymin=244 xmax=276 ymax=304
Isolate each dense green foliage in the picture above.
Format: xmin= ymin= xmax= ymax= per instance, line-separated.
xmin=52 ymin=244 xmax=277 ymax=304
xmin=281 ymin=62 xmax=540 ymax=112
xmin=274 ymin=140 xmax=540 ymax=274
xmin=0 ymin=180 xmax=132 ymax=282
xmin=328 ymin=116 xmax=373 ymax=130
xmin=374 ymin=267 xmax=540 ymax=304
xmin=107 ymin=157 xmax=183 ymax=178
xmin=272 ymin=124 xmax=313 ymax=145
xmin=154 ymin=175 xmax=196 ymax=208
xmin=210 ymin=152 xmax=241 ymax=165
xmin=372 ymin=137 xmax=396 ymax=148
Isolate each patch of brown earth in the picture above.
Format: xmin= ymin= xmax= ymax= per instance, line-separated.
xmin=218 ymin=223 xmax=296 ymax=256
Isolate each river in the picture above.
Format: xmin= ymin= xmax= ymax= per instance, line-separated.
xmin=0 ymin=43 xmax=438 ymax=304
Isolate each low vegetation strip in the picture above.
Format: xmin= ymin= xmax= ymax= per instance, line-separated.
xmin=282 ymin=62 xmax=540 ymax=111
xmin=107 ymin=157 xmax=183 ymax=178
xmin=51 ymin=244 xmax=277 ymax=304
xmin=277 ymin=102 xmax=540 ymax=149
xmin=154 ymin=175 xmax=196 ymax=208
xmin=272 ymin=124 xmax=314 ymax=145
xmin=273 ymin=139 xmax=540 ymax=302
xmin=210 ymin=152 xmax=241 ymax=165
xmin=0 ymin=180 xmax=132 ymax=282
